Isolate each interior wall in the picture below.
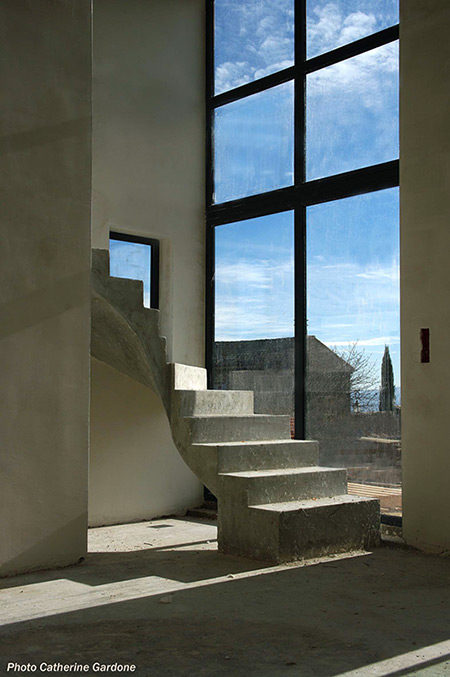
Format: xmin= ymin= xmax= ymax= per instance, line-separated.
xmin=90 ymin=0 xmax=205 ymax=523
xmin=92 ymin=0 xmax=205 ymax=367
xmin=89 ymin=360 xmax=202 ymax=527
xmin=0 ymin=1 xmax=91 ymax=576
xmin=400 ymin=0 xmax=450 ymax=553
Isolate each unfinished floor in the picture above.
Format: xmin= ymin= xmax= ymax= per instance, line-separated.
xmin=0 ymin=517 xmax=449 ymax=677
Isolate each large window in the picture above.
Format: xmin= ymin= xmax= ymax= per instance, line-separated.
xmin=207 ymin=1 xmax=400 ymax=520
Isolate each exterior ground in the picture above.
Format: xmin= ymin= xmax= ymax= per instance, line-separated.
xmin=0 ymin=517 xmax=449 ymax=676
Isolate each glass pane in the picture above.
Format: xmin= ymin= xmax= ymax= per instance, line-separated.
xmin=306 ymin=41 xmax=398 ymax=180
xmin=109 ymin=239 xmax=151 ymax=309
xmin=214 ymin=0 xmax=294 ymax=96
xmin=307 ymin=0 xmax=399 ymax=59
xmin=214 ymin=82 xmax=294 ymax=204
xmin=306 ymin=188 xmax=401 ymax=518
xmin=214 ymin=212 xmax=295 ymax=425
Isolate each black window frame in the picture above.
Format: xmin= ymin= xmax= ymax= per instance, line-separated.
xmin=205 ymin=0 xmax=399 ymax=439
xmin=109 ymin=231 xmax=160 ymax=310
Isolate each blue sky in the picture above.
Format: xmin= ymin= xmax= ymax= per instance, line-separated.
xmin=215 ymin=212 xmax=295 ymax=339
xmin=214 ymin=0 xmax=398 ymax=93
xmin=214 ymin=2 xmax=399 ymax=200
xmin=307 ymin=189 xmax=400 ymax=382
xmin=214 ymin=1 xmax=400 ymax=387
xmin=110 ymin=240 xmax=152 ymax=309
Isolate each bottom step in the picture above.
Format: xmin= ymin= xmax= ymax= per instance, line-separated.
xmin=187 ymin=506 xmax=217 ymax=521
xmin=219 ymin=495 xmax=380 ymax=563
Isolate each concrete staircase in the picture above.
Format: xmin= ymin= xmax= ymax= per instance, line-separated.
xmin=91 ymin=249 xmax=380 ymax=562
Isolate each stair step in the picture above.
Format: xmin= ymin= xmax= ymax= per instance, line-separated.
xmin=93 ymin=272 xmax=145 ymax=318
xmin=187 ymin=415 xmax=291 ymax=443
xmin=91 ymin=246 xmax=381 ymax=564
xmin=186 ymin=507 xmax=217 ymax=521
xmin=175 ymin=389 xmax=254 ymax=417
xmin=92 ymin=248 xmax=110 ymax=277
xmin=127 ymin=306 xmax=160 ymax=337
xmin=219 ymin=495 xmax=380 ymax=563
xmin=251 ymin=493 xmax=377 ymax=512
xmin=108 ymin=277 xmax=145 ymax=312
xmin=172 ymin=363 xmax=207 ymax=391
xmin=191 ymin=439 xmax=319 ymax=472
xmin=253 ymin=494 xmax=380 ymax=561
xmin=221 ymin=467 xmax=347 ymax=504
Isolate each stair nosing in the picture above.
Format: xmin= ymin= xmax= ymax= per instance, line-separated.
xmin=219 ymin=467 xmax=346 ymax=479
xmin=191 ymin=440 xmax=318 ymax=447
xmin=249 ymin=495 xmax=379 ymax=511
xmin=185 ymin=414 xmax=291 ymax=421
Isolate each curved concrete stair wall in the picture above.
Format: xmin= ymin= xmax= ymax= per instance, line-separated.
xmin=91 ymin=248 xmax=380 ymax=562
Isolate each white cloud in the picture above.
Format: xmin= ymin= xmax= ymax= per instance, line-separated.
xmin=340 ymin=11 xmax=377 ymax=45
xmin=356 ymin=266 xmax=399 ymax=282
xmin=306 ymin=37 xmax=398 ymax=178
xmin=307 ymin=2 xmax=391 ymax=58
xmin=215 ymin=2 xmax=294 ymax=93
xmin=215 ymin=62 xmax=252 ymax=94
xmin=215 ymin=257 xmax=294 ymax=340
xmin=215 ymin=300 xmax=294 ymax=340
xmin=254 ymin=60 xmax=293 ymax=81
xmin=327 ymin=336 xmax=400 ymax=348
xmin=307 ymin=259 xmax=400 ymax=362
xmin=216 ymin=259 xmax=293 ymax=290
xmin=307 ymin=41 xmax=398 ymax=104
xmin=307 ymin=2 xmax=343 ymax=55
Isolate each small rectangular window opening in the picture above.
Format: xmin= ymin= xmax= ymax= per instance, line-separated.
xmin=109 ymin=232 xmax=160 ymax=309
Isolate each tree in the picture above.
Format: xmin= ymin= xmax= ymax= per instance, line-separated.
xmin=333 ymin=342 xmax=379 ymax=412
xmin=379 ymin=344 xmax=395 ymax=411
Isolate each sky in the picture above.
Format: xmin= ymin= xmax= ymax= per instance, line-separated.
xmin=214 ymin=0 xmax=398 ymax=93
xmin=213 ymin=1 xmax=400 ymax=387
xmin=109 ymin=240 xmax=152 ymax=309
xmin=215 ymin=211 xmax=295 ymax=339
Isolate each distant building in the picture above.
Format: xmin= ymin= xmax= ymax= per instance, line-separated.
xmin=213 ymin=335 xmax=353 ymax=418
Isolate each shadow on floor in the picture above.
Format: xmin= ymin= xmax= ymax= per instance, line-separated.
xmin=0 ymin=521 xmax=449 ymax=676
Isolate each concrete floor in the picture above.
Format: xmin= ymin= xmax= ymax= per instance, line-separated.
xmin=0 ymin=517 xmax=449 ymax=677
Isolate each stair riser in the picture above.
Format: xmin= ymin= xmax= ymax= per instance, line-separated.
xmin=92 ymin=250 xmax=110 ymax=278
xmin=128 ymin=307 xmax=160 ymax=333
xmin=173 ymin=364 xmax=207 ymax=391
xmin=218 ymin=498 xmax=380 ymax=563
xmin=104 ymin=278 xmax=145 ymax=314
xmin=278 ymin=499 xmax=380 ymax=561
xmin=217 ymin=442 xmax=319 ymax=472
xmin=188 ymin=416 xmax=291 ymax=443
xmin=176 ymin=390 xmax=254 ymax=417
xmin=222 ymin=469 xmax=347 ymax=505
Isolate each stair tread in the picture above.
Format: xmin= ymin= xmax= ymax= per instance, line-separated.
xmin=176 ymin=389 xmax=253 ymax=395
xmin=250 ymin=494 xmax=378 ymax=511
xmin=185 ymin=414 xmax=289 ymax=420
xmin=192 ymin=440 xmax=316 ymax=447
xmin=221 ymin=467 xmax=344 ymax=479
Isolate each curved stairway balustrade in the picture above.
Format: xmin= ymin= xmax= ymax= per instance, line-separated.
xmin=91 ymin=249 xmax=380 ymax=563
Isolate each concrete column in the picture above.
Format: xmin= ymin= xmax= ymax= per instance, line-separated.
xmin=0 ymin=0 xmax=92 ymax=575
xmin=400 ymin=0 xmax=450 ymax=553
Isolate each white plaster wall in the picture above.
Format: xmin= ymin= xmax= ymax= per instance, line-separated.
xmin=90 ymin=0 xmax=204 ymax=524
xmin=89 ymin=359 xmax=202 ymax=526
xmin=92 ymin=0 xmax=205 ymax=367
xmin=401 ymin=0 xmax=450 ymax=553
xmin=0 ymin=1 xmax=91 ymax=575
